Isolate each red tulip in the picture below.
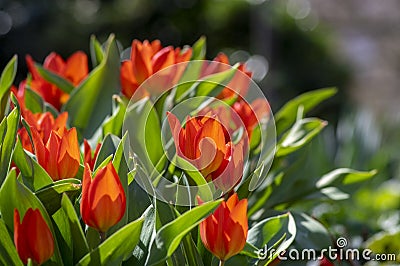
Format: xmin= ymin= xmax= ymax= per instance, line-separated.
xmin=120 ymin=39 xmax=192 ymax=98
xmin=167 ymin=112 xmax=230 ymax=180
xmin=232 ymin=97 xmax=270 ymax=139
xmin=80 ymin=162 xmax=126 ymax=233
xmin=201 ymin=53 xmax=252 ymax=100
xmin=31 ymin=127 xmax=80 ymax=181
xmin=10 ymin=81 xmax=27 ymax=111
xmin=199 ymin=193 xmax=248 ymax=261
xmin=26 ymin=51 xmax=88 ymax=110
xmin=14 ymin=208 xmax=54 ymax=265
xmin=18 ymin=110 xmax=68 ymax=153
xmin=84 ymin=140 xmax=101 ymax=171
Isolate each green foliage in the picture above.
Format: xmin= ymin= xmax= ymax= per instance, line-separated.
xmin=34 ymin=63 xmax=75 ymax=93
xmin=0 ymin=169 xmax=64 ymax=265
xmin=0 ymin=55 xmax=17 ymax=119
xmin=147 ymin=199 xmax=222 ymax=265
xmin=63 ymin=35 xmax=120 ymax=139
xmin=0 ymin=103 xmax=19 ymax=186
xmin=77 ymin=217 xmax=144 ymax=265
xmin=0 ymin=219 xmax=23 ymax=266
xmin=0 ymin=34 xmax=378 ymax=266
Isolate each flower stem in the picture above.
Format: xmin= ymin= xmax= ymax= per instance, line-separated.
xmin=219 ymin=260 xmax=225 ymax=266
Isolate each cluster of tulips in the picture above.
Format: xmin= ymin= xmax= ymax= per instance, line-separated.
xmin=0 ymin=35 xmax=374 ymax=266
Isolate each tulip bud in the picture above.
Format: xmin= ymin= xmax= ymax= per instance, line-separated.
xmin=80 ymin=162 xmax=126 ymax=233
xmin=14 ymin=208 xmax=54 ymax=265
xmin=199 ymin=193 xmax=248 ymax=261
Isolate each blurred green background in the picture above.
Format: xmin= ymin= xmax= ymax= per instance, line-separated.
xmin=1 ymin=0 xmax=399 ymax=264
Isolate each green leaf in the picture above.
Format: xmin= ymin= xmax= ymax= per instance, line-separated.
xmin=365 ymin=230 xmax=400 ymax=262
xmin=0 ymin=169 xmax=64 ymax=265
xmin=103 ymin=96 xmax=127 ymax=137
xmin=24 ymin=88 xmax=45 ymax=113
xmin=124 ymin=97 xmax=165 ymax=174
xmin=90 ymin=35 xmax=105 ymax=68
xmin=0 ymin=55 xmax=17 ymax=119
xmin=35 ymin=179 xmax=81 ymax=215
xmin=0 ymin=218 xmax=23 ymax=266
xmin=191 ymin=36 xmax=206 ymax=60
xmin=246 ymin=213 xmax=296 ymax=265
xmin=126 ymin=206 xmax=155 ymax=265
xmin=176 ymin=65 xmax=237 ymax=103
xmin=276 ymin=117 xmax=327 ymax=157
xmin=34 ymin=63 xmax=74 ymax=93
xmin=12 ymin=138 xmax=53 ymax=191
xmin=290 ymin=212 xmax=331 ymax=250
xmin=174 ymin=156 xmax=214 ymax=201
xmin=275 ymin=88 xmax=337 ymax=135
xmin=77 ymin=217 xmax=144 ymax=266
xmin=127 ymin=173 xmax=151 ymax=222
xmin=94 ymin=134 xmax=120 ymax=170
xmin=0 ymin=106 xmax=19 ymax=186
xmin=63 ymin=34 xmax=120 ymax=139
xmin=316 ymin=168 xmax=377 ymax=188
xmin=52 ymin=194 xmax=89 ymax=265
xmin=147 ymin=199 xmax=222 ymax=265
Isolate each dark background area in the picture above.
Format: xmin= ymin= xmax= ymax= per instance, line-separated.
xmin=0 ymin=0 xmax=349 ymax=118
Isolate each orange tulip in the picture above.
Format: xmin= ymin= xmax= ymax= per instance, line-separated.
xmin=18 ymin=110 xmax=68 ymax=153
xmin=26 ymin=51 xmax=88 ymax=110
xmin=80 ymin=162 xmax=126 ymax=233
xmin=212 ymin=142 xmax=244 ymax=192
xmin=167 ymin=112 xmax=231 ymax=181
xmin=201 ymin=53 xmax=252 ymax=100
xmin=199 ymin=193 xmax=248 ymax=261
xmin=232 ymin=97 xmax=270 ymax=139
xmin=14 ymin=208 xmax=54 ymax=265
xmin=84 ymin=140 xmax=102 ymax=171
xmin=120 ymin=39 xmax=192 ymax=98
xmin=31 ymin=127 xmax=80 ymax=181
xmin=10 ymin=81 xmax=27 ymax=111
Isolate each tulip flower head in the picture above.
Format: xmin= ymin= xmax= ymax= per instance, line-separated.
xmin=14 ymin=208 xmax=54 ymax=265
xmin=80 ymin=162 xmax=126 ymax=233
xmin=26 ymin=51 xmax=88 ymax=110
xmin=201 ymin=53 xmax=252 ymax=100
xmin=167 ymin=112 xmax=245 ymax=192
xmin=31 ymin=127 xmax=80 ymax=181
xmin=167 ymin=112 xmax=230 ymax=179
xmin=120 ymin=39 xmax=192 ymax=99
xmin=18 ymin=110 xmax=68 ymax=153
xmin=199 ymin=193 xmax=248 ymax=262
xmin=232 ymin=98 xmax=270 ymax=139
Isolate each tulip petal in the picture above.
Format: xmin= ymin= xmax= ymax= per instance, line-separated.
xmin=120 ymin=60 xmax=139 ymax=98
xmin=81 ymin=164 xmax=94 ymax=228
xmin=14 ymin=209 xmax=31 ymax=264
xmin=132 ymin=41 xmax=152 ymax=83
xmin=152 ymin=46 xmax=175 ymax=73
xmin=27 ymin=209 xmax=54 ymax=264
xmin=58 ymin=128 xmax=80 ymax=179
xmin=46 ymin=131 xmax=61 ymax=180
xmin=44 ymin=52 xmax=65 ymax=73
xmin=64 ymin=51 xmax=89 ymax=86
